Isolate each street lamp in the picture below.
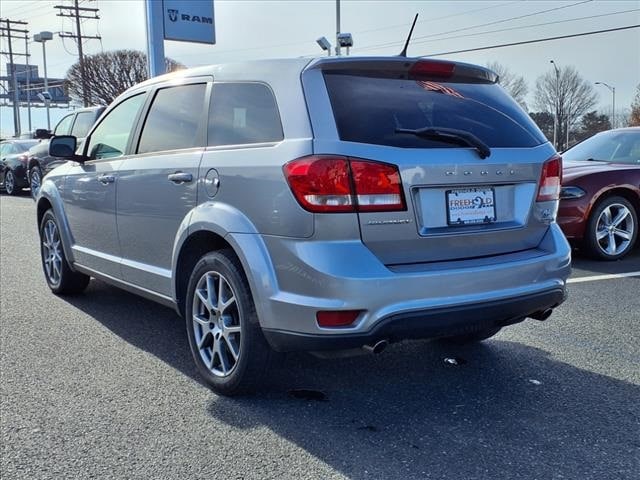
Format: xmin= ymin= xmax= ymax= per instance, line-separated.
xmin=550 ymin=60 xmax=560 ymax=150
xmin=316 ymin=37 xmax=332 ymax=56
xmin=595 ymin=81 xmax=616 ymax=128
xmin=33 ymin=31 xmax=53 ymax=130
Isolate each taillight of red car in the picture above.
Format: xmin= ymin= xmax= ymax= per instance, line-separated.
xmin=283 ymin=155 xmax=406 ymax=213
xmin=536 ymin=154 xmax=562 ymax=202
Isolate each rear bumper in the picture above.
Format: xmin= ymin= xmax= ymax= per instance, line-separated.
xmin=228 ymin=223 xmax=571 ymax=352
xmin=263 ymin=288 xmax=566 ymax=351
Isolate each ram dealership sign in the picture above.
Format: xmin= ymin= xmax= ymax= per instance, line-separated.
xmin=163 ymin=0 xmax=215 ymax=44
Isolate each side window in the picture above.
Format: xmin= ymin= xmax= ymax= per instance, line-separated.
xmin=137 ymin=83 xmax=207 ymax=154
xmin=1 ymin=143 xmax=13 ymax=156
xmin=86 ymin=94 xmax=145 ymax=160
xmin=208 ymin=83 xmax=283 ymax=146
xmin=54 ymin=114 xmax=74 ymax=135
xmin=70 ymin=111 xmax=97 ymax=138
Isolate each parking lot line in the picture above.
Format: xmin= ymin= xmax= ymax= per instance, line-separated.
xmin=568 ymin=271 xmax=640 ymax=284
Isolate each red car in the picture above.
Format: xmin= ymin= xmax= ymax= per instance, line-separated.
xmin=558 ymin=127 xmax=640 ymax=260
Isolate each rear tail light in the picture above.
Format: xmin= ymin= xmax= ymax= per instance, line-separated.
xmin=350 ymin=160 xmax=404 ymax=212
xmin=284 ymin=156 xmax=406 ymax=213
xmin=536 ymin=155 xmax=562 ymax=202
xmin=317 ymin=310 xmax=361 ymax=328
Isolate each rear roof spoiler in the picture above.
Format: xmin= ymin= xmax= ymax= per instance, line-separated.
xmin=305 ymin=57 xmax=498 ymax=84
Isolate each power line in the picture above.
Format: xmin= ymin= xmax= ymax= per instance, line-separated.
xmin=359 ymin=0 xmax=594 ymax=52
xmin=355 ymin=0 xmax=524 ymax=37
xmin=422 ymin=24 xmax=640 ymax=57
xmin=400 ymin=8 xmax=640 ymax=48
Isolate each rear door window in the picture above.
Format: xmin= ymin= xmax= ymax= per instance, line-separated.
xmin=208 ymin=83 xmax=283 ymax=146
xmin=71 ymin=111 xmax=97 ymax=138
xmin=324 ymin=73 xmax=545 ymax=148
xmin=137 ymin=83 xmax=207 ymax=154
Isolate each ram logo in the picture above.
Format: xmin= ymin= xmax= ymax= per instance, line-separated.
xmin=167 ymin=9 xmax=178 ymax=22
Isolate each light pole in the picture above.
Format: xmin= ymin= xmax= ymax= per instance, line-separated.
xmin=33 ymin=31 xmax=53 ymax=130
xmin=550 ymin=60 xmax=560 ymax=150
xmin=335 ymin=0 xmax=341 ymax=56
xmin=595 ymin=81 xmax=616 ymax=128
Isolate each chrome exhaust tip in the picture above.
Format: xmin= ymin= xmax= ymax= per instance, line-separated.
xmin=530 ymin=309 xmax=553 ymax=321
xmin=363 ymin=340 xmax=389 ymax=354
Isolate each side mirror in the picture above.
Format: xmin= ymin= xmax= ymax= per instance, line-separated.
xmin=35 ymin=128 xmax=52 ymax=139
xmin=49 ymin=135 xmax=79 ymax=159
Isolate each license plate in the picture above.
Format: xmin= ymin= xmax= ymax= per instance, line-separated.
xmin=446 ymin=188 xmax=496 ymax=226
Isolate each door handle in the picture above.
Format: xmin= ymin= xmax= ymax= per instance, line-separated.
xmin=98 ymin=174 xmax=115 ymax=184
xmin=167 ymin=172 xmax=193 ymax=184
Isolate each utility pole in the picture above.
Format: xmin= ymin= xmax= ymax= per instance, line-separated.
xmin=0 ymin=18 xmax=29 ymax=136
xmin=55 ymin=1 xmax=101 ymax=107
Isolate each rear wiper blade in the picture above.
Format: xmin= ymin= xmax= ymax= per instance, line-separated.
xmin=395 ymin=126 xmax=491 ymax=159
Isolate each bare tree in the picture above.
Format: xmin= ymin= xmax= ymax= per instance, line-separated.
xmin=65 ymin=50 xmax=184 ymax=106
xmin=630 ymin=84 xmax=640 ymax=126
xmin=487 ymin=61 xmax=528 ymax=110
xmin=534 ymin=65 xmax=597 ymax=150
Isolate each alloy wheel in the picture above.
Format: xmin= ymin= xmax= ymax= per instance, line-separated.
xmin=30 ymin=169 xmax=41 ymax=198
xmin=192 ymin=271 xmax=242 ymax=377
xmin=42 ymin=219 xmax=63 ymax=286
xmin=595 ymin=203 xmax=635 ymax=256
xmin=5 ymin=170 xmax=15 ymax=194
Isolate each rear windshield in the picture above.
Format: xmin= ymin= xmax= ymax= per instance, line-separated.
xmin=324 ymin=73 xmax=546 ymax=148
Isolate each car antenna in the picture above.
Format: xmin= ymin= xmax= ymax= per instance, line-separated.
xmin=399 ymin=13 xmax=419 ymax=57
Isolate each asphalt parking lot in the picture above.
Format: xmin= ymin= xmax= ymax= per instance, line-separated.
xmin=1 ymin=192 xmax=639 ymax=480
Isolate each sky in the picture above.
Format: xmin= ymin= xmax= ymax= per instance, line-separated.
xmin=1 ymin=0 xmax=639 ymax=137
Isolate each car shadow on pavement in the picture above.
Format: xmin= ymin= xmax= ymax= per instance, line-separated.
xmin=62 ymin=280 xmax=639 ymax=480
xmin=570 ymin=247 xmax=640 ymax=274
xmin=61 ymin=279 xmax=204 ymax=385
xmin=208 ymin=341 xmax=639 ymax=480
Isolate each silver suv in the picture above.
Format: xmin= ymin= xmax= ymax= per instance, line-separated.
xmin=37 ymin=57 xmax=571 ymax=395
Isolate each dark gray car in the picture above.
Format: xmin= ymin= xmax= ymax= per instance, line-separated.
xmin=36 ymin=57 xmax=571 ymax=395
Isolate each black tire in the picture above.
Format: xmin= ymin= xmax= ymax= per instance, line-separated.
xmin=441 ymin=326 xmax=501 ymax=345
xmin=583 ymin=196 xmax=637 ymax=261
xmin=30 ymin=165 xmax=43 ymax=200
xmin=4 ymin=169 xmax=18 ymax=195
xmin=39 ymin=209 xmax=90 ymax=295
xmin=185 ymin=249 xmax=274 ymax=396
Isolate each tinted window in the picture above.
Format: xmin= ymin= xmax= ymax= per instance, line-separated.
xmin=87 ymin=94 xmax=145 ymax=160
xmin=208 ymin=83 xmax=283 ymax=146
xmin=54 ymin=114 xmax=74 ymax=135
xmin=324 ymin=73 xmax=545 ymax=148
xmin=71 ymin=111 xmax=97 ymax=138
xmin=563 ymin=130 xmax=640 ymax=164
xmin=1 ymin=143 xmax=14 ymax=156
xmin=138 ymin=83 xmax=207 ymax=154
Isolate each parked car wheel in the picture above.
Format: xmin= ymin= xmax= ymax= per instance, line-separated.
xmin=185 ymin=249 xmax=274 ymax=396
xmin=584 ymin=196 xmax=637 ymax=261
xmin=30 ymin=166 xmax=42 ymax=199
xmin=442 ymin=326 xmax=502 ymax=345
xmin=39 ymin=209 xmax=90 ymax=294
xmin=4 ymin=169 xmax=17 ymax=195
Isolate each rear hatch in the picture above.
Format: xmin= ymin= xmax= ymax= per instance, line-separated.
xmin=303 ymin=58 xmax=557 ymax=265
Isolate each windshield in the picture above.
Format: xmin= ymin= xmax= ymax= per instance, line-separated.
xmin=563 ymin=130 xmax=640 ymax=164
xmin=324 ymin=72 xmax=546 ymax=148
